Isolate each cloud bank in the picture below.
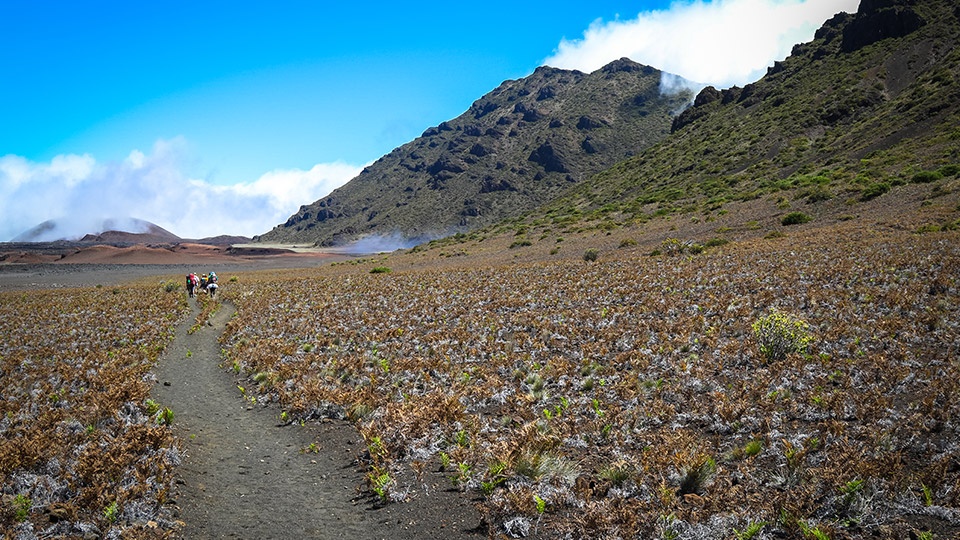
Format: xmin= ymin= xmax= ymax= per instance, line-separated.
xmin=0 ymin=138 xmax=363 ymax=242
xmin=544 ymin=0 xmax=859 ymax=89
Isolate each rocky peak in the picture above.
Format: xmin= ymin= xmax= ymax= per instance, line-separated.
xmin=600 ymin=57 xmax=656 ymax=75
xmin=260 ymin=57 xmax=692 ymax=246
xmin=693 ymin=86 xmax=722 ymax=107
xmin=841 ymin=0 xmax=926 ymax=52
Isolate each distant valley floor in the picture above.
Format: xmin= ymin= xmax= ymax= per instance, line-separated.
xmin=0 ymin=242 xmax=353 ymax=291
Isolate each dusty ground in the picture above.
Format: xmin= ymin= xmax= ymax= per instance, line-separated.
xmin=0 ymin=244 xmax=349 ymax=291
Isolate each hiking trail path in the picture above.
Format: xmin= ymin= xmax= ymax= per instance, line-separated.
xmin=151 ymin=299 xmax=483 ymax=539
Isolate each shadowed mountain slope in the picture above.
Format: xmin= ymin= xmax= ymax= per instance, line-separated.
xmin=256 ymin=59 xmax=695 ymax=246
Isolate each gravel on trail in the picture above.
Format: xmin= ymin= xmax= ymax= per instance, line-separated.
xmin=150 ymin=297 xmax=485 ymax=539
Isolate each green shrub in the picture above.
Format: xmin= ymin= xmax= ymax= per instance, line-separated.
xmin=860 ymin=182 xmax=890 ymax=200
xmin=804 ymin=186 xmax=834 ymax=203
xmin=156 ymin=407 xmax=175 ymax=425
xmin=509 ymin=239 xmax=532 ymax=249
xmin=145 ymin=398 xmax=160 ymax=415
xmin=938 ymin=164 xmax=960 ymax=177
xmin=752 ymin=311 xmax=812 ymax=361
xmin=659 ymin=238 xmax=686 ymax=255
xmin=705 ymin=237 xmax=729 ymax=248
xmin=618 ymin=238 xmax=638 ymax=248
xmin=781 ymin=212 xmax=812 ymax=226
xmin=599 ymin=461 xmax=633 ymax=486
xmin=103 ymin=501 xmax=119 ymax=523
xmin=734 ymin=520 xmax=767 ymax=540
xmin=370 ymin=266 xmax=392 ymax=274
xmin=678 ymin=455 xmax=716 ymax=495
xmin=12 ymin=494 xmax=31 ymax=522
xmin=912 ymin=170 xmax=943 ymax=183
xmin=798 ymin=520 xmax=830 ymax=540
xmin=743 ymin=439 xmax=763 ymax=457
xmin=583 ymin=248 xmax=599 ymax=262
xmin=369 ymin=468 xmax=393 ymax=502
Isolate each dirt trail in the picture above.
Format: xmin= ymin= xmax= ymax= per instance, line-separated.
xmin=151 ymin=300 xmax=372 ymax=538
xmin=151 ymin=299 xmax=484 ymax=539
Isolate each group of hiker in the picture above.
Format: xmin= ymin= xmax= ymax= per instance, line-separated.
xmin=186 ymin=271 xmax=219 ymax=298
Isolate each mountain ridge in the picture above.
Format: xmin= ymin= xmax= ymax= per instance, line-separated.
xmin=528 ymin=0 xmax=959 ymax=229
xmin=11 ymin=218 xmax=250 ymax=245
xmin=256 ymin=59 xmax=698 ymax=246
xmin=260 ymin=0 xmax=960 ymax=251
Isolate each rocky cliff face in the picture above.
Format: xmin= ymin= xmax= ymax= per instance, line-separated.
xmin=841 ymin=0 xmax=927 ymax=52
xmin=257 ymin=59 xmax=696 ymax=246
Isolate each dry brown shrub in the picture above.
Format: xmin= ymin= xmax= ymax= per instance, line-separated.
xmin=0 ymin=280 xmax=188 ymax=535
xmin=212 ymin=225 xmax=960 ymax=537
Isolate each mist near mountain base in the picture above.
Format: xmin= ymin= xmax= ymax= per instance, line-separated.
xmin=337 ymin=232 xmax=441 ymax=254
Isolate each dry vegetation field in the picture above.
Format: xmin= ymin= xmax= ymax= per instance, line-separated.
xmin=2 ymin=221 xmax=959 ymax=539
xmin=0 ymin=280 xmax=189 ymax=537
xmin=217 ymin=224 xmax=959 ymax=539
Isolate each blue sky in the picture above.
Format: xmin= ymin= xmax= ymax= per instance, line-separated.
xmin=0 ymin=0 xmax=858 ymax=241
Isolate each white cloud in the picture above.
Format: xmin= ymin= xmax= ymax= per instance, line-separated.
xmin=0 ymin=139 xmax=363 ymax=241
xmin=126 ymin=149 xmax=146 ymax=169
xmin=544 ymin=0 xmax=860 ymax=88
